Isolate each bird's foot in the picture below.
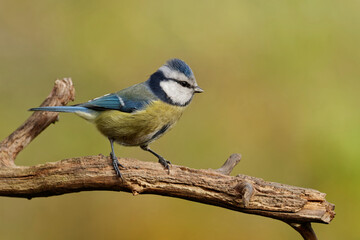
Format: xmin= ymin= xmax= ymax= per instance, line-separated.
xmin=158 ymin=157 xmax=171 ymax=174
xmin=110 ymin=152 xmax=125 ymax=179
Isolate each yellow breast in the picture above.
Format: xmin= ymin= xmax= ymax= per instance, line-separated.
xmin=94 ymin=101 xmax=186 ymax=146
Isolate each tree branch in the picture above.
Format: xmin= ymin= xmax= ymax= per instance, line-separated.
xmin=0 ymin=78 xmax=75 ymax=166
xmin=0 ymin=79 xmax=335 ymax=240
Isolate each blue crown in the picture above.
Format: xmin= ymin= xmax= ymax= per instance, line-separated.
xmin=166 ymin=59 xmax=193 ymax=78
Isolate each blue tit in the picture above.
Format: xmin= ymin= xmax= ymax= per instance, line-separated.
xmin=30 ymin=58 xmax=203 ymax=178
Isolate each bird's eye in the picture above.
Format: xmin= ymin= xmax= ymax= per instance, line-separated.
xmin=178 ymin=81 xmax=191 ymax=88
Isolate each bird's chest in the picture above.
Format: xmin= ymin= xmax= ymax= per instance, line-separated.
xmin=95 ymin=101 xmax=186 ymax=146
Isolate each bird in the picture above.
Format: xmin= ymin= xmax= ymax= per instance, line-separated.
xmin=30 ymin=58 xmax=203 ymax=178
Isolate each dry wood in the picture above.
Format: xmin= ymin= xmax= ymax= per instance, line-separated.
xmin=0 ymin=78 xmax=75 ymax=166
xmin=0 ymin=78 xmax=335 ymax=240
xmin=0 ymin=154 xmax=335 ymax=225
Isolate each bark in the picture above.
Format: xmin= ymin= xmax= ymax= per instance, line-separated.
xmin=0 ymin=78 xmax=335 ymax=240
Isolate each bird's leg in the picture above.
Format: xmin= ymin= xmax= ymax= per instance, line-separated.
xmin=140 ymin=145 xmax=171 ymax=173
xmin=109 ymin=138 xmax=125 ymax=178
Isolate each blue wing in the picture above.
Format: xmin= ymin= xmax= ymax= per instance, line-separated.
xmin=79 ymin=93 xmax=147 ymax=113
xmin=79 ymin=83 xmax=157 ymax=113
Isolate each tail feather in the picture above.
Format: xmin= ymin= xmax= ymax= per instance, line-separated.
xmin=29 ymin=106 xmax=89 ymax=113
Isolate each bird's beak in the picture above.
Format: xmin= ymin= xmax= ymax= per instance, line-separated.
xmin=194 ymin=86 xmax=204 ymax=93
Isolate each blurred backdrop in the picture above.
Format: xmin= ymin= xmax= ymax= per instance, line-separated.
xmin=0 ymin=0 xmax=359 ymax=239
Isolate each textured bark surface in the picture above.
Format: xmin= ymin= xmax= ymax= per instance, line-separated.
xmin=0 ymin=78 xmax=335 ymax=240
xmin=0 ymin=154 xmax=335 ymax=225
xmin=0 ymin=78 xmax=75 ymax=166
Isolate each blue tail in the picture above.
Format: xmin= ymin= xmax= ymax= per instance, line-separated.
xmin=29 ymin=106 xmax=89 ymax=113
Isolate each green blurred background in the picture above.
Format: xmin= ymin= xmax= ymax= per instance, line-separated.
xmin=0 ymin=0 xmax=359 ymax=239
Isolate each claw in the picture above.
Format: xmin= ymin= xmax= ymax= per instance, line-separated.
xmin=109 ymin=138 xmax=125 ymax=179
xmin=141 ymin=145 xmax=171 ymax=174
xmin=110 ymin=152 xmax=124 ymax=179
xmin=159 ymin=157 xmax=171 ymax=174
xmin=111 ymin=152 xmax=125 ymax=168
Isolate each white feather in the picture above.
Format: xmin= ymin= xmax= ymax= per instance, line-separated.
xmin=160 ymin=80 xmax=193 ymax=105
xmin=159 ymin=66 xmax=189 ymax=81
xmin=117 ymin=95 xmax=125 ymax=106
xmin=75 ymin=110 xmax=98 ymax=122
xmin=90 ymin=93 xmax=110 ymax=102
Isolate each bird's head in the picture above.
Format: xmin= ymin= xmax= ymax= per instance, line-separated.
xmin=148 ymin=59 xmax=203 ymax=106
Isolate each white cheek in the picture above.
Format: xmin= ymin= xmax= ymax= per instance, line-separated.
xmin=160 ymin=81 xmax=193 ymax=105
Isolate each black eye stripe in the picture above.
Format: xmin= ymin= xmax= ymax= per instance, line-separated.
xmin=166 ymin=78 xmax=192 ymax=88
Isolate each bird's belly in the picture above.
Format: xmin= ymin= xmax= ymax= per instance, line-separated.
xmin=94 ymin=101 xmax=185 ymax=146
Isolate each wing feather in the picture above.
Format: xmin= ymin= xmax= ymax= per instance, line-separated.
xmin=78 ymin=83 xmax=156 ymax=113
